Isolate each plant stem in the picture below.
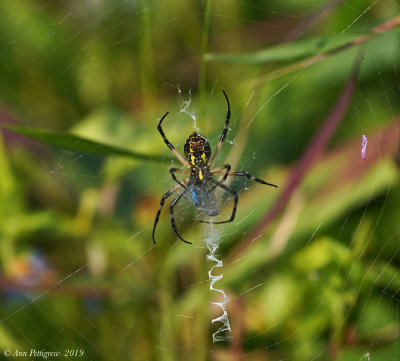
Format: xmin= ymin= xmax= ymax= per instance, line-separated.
xmin=198 ymin=0 xmax=212 ymax=114
xmin=139 ymin=0 xmax=156 ymax=109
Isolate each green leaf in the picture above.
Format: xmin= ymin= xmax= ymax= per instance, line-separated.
xmin=2 ymin=125 xmax=169 ymax=162
xmin=204 ymin=34 xmax=356 ymax=64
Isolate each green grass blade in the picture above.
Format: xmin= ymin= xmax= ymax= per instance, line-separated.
xmin=2 ymin=125 xmax=169 ymax=161
xmin=205 ymin=34 xmax=355 ymax=64
xmin=205 ymin=15 xmax=400 ymax=65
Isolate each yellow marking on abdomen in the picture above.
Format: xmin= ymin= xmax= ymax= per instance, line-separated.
xmin=198 ymin=169 xmax=203 ymax=180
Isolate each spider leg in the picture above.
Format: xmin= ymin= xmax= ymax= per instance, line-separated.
xmin=170 ymin=188 xmax=192 ymax=244
xmin=212 ymin=171 xmax=278 ymax=188
xmin=158 ymin=112 xmax=191 ymax=168
xmin=198 ymin=178 xmax=238 ymax=224
xmin=152 ymin=179 xmax=189 ymax=244
xmin=209 ymin=164 xmax=231 ymax=190
xmin=170 ymin=167 xmax=190 ymax=189
xmin=207 ymin=91 xmax=230 ymax=165
xmin=210 ymin=164 xmax=231 ymax=183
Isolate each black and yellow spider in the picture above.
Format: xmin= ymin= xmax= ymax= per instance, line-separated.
xmin=152 ymin=91 xmax=277 ymax=245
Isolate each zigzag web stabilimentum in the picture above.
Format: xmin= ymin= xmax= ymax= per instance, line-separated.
xmin=204 ymin=224 xmax=232 ymax=343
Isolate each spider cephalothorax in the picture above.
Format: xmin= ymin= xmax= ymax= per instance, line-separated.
xmin=152 ymin=90 xmax=277 ymax=245
xmin=184 ymin=133 xmax=211 ymax=167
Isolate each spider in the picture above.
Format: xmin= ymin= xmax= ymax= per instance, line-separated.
xmin=152 ymin=91 xmax=277 ymax=245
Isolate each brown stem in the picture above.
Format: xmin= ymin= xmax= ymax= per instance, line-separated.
xmin=254 ymin=15 xmax=400 ymax=87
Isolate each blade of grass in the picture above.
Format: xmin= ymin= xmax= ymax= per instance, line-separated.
xmin=205 ymin=33 xmax=355 ymax=64
xmin=206 ymin=15 xmax=400 ymax=65
xmin=205 ymin=15 xmax=400 ymax=85
xmin=2 ymin=125 xmax=169 ymax=161
xmin=253 ymin=15 xmax=400 ymax=86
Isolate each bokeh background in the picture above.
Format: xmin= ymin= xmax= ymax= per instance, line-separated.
xmin=0 ymin=1 xmax=400 ymax=360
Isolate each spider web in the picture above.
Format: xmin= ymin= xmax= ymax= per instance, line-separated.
xmin=0 ymin=1 xmax=400 ymax=360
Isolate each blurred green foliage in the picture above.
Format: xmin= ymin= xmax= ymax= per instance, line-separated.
xmin=0 ymin=1 xmax=400 ymax=360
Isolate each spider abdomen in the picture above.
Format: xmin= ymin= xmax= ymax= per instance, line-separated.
xmin=185 ymin=184 xmax=219 ymax=217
